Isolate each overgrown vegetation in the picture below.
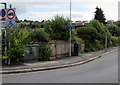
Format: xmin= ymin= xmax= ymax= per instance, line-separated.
xmin=71 ymin=29 xmax=82 ymax=41
xmin=107 ymin=24 xmax=120 ymax=37
xmin=111 ymin=36 xmax=120 ymax=46
xmin=38 ymin=44 xmax=52 ymax=61
xmin=2 ymin=7 xmax=120 ymax=64
xmin=44 ymin=15 xmax=70 ymax=40
xmin=76 ymin=19 xmax=120 ymax=52
xmin=76 ymin=26 xmax=99 ymax=51
xmin=2 ymin=27 xmax=30 ymax=64
xmin=30 ymin=28 xmax=50 ymax=42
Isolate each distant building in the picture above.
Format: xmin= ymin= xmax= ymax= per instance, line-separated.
xmin=72 ymin=20 xmax=89 ymax=27
xmin=107 ymin=20 xmax=114 ymax=25
xmin=17 ymin=20 xmax=43 ymax=26
xmin=82 ymin=21 xmax=89 ymax=26
xmin=32 ymin=21 xmax=43 ymax=25
xmin=74 ymin=21 xmax=83 ymax=26
xmin=17 ymin=21 xmax=30 ymax=25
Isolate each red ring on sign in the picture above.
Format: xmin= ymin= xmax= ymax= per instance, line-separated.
xmin=7 ymin=9 xmax=15 ymax=20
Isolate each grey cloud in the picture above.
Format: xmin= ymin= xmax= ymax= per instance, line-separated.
xmin=0 ymin=2 xmax=69 ymax=15
xmin=1 ymin=2 xmax=27 ymax=14
xmin=12 ymin=2 xmax=27 ymax=15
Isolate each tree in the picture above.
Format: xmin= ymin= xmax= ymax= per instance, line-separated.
xmin=30 ymin=28 xmax=50 ymax=42
xmin=94 ymin=7 xmax=106 ymax=25
xmin=44 ymin=15 xmax=70 ymax=40
xmin=76 ymin=26 xmax=98 ymax=51
xmin=76 ymin=26 xmax=98 ymax=40
xmin=89 ymin=20 xmax=103 ymax=33
xmin=89 ymin=20 xmax=111 ymax=45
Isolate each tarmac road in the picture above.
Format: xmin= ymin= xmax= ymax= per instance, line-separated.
xmin=2 ymin=50 xmax=118 ymax=83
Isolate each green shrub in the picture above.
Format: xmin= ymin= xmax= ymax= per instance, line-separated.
xmin=1 ymin=56 xmax=9 ymax=60
xmin=71 ymin=29 xmax=83 ymax=41
xmin=38 ymin=44 xmax=52 ymax=61
xmin=107 ymin=24 xmax=120 ymax=37
xmin=76 ymin=26 xmax=98 ymax=40
xmin=118 ymin=37 xmax=120 ymax=44
xmin=3 ymin=27 xmax=30 ymax=64
xmin=44 ymin=15 xmax=70 ymax=40
xmin=95 ymin=40 xmax=104 ymax=50
xmin=111 ymin=36 xmax=120 ymax=46
xmin=89 ymin=20 xmax=102 ymax=33
xmin=89 ymin=20 xmax=112 ymax=45
xmin=76 ymin=26 xmax=99 ymax=52
xmin=30 ymin=28 xmax=50 ymax=42
xmin=84 ymin=42 xmax=96 ymax=52
xmin=7 ymin=44 xmax=26 ymax=64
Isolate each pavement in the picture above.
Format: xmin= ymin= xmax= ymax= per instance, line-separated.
xmin=0 ymin=46 xmax=118 ymax=74
xmin=2 ymin=48 xmax=118 ymax=83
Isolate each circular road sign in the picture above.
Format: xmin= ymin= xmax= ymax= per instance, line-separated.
xmin=7 ymin=9 xmax=15 ymax=20
xmin=0 ymin=9 xmax=6 ymax=17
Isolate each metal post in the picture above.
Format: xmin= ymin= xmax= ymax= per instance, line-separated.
xmin=0 ymin=3 xmax=7 ymax=63
xmin=8 ymin=28 xmax=10 ymax=65
xmin=105 ymin=33 xmax=107 ymax=52
xmin=10 ymin=4 xmax=12 ymax=8
xmin=69 ymin=0 xmax=72 ymax=57
xmin=0 ymin=3 xmax=6 ymax=9
xmin=8 ymin=4 xmax=12 ymax=65
xmin=4 ymin=28 xmax=7 ymax=56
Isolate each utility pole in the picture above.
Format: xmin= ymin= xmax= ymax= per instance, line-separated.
xmin=69 ymin=0 xmax=72 ymax=57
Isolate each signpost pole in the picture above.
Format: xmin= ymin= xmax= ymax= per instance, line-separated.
xmin=105 ymin=33 xmax=107 ymax=52
xmin=0 ymin=3 xmax=7 ymax=64
xmin=69 ymin=0 xmax=72 ymax=57
xmin=8 ymin=4 xmax=13 ymax=65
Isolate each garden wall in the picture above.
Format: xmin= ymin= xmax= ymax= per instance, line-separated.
xmin=24 ymin=40 xmax=85 ymax=62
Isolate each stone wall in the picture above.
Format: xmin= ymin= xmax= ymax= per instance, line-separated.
xmin=24 ymin=40 xmax=85 ymax=62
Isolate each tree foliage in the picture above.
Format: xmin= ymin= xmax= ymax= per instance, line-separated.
xmin=89 ymin=20 xmax=111 ymax=45
xmin=44 ymin=15 xmax=70 ymax=40
xmin=89 ymin=20 xmax=102 ymax=33
xmin=38 ymin=44 xmax=52 ymax=61
xmin=94 ymin=7 xmax=106 ymax=25
xmin=76 ymin=26 xmax=98 ymax=41
xmin=107 ymin=24 xmax=120 ymax=37
xmin=71 ymin=29 xmax=82 ymax=41
xmin=7 ymin=27 xmax=30 ymax=64
xmin=111 ymin=36 xmax=120 ymax=45
xmin=76 ymin=26 xmax=99 ymax=51
xmin=30 ymin=28 xmax=50 ymax=42
xmin=76 ymin=19 xmax=114 ymax=51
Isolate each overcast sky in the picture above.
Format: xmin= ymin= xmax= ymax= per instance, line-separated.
xmin=0 ymin=0 xmax=119 ymax=22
